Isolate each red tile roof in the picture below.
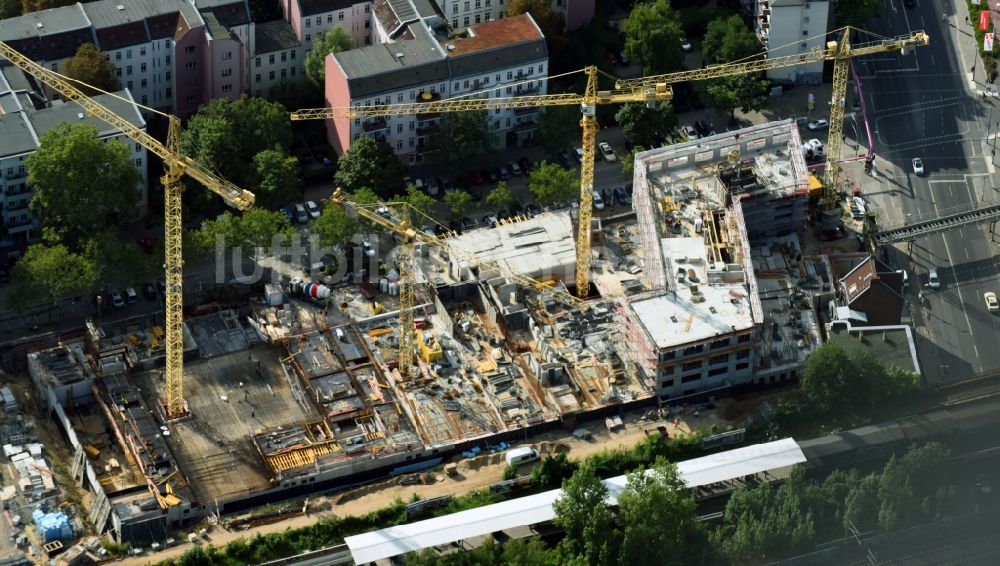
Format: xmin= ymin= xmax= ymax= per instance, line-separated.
xmin=445 ymin=14 xmax=542 ymax=56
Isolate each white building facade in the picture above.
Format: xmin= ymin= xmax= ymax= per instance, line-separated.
xmin=755 ymin=0 xmax=829 ymax=84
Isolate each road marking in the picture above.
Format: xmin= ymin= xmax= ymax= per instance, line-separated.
xmin=931 ymin=196 xmax=982 ymax=373
xmin=975 ymin=344 xmax=980 ymax=359
xmin=950 ymin=186 xmax=955 ymax=198
xmin=966 ymin=247 xmax=971 ymax=259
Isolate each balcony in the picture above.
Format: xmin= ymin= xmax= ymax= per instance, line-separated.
xmin=4 ymin=200 xmax=28 ymax=212
xmin=362 ymin=117 xmax=388 ymax=132
xmin=416 ymin=123 xmax=439 ymax=136
xmin=2 ymin=168 xmax=26 ymax=180
xmin=3 ymin=186 xmax=31 ymax=197
xmin=5 ymin=216 xmax=34 ymax=230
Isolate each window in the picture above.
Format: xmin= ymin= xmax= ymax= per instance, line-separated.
xmin=165 ymin=71 xmax=171 ymax=80
xmin=305 ymin=19 xmax=311 ymax=27
xmin=185 ymin=45 xmax=195 ymax=54
xmin=140 ymin=47 xmax=146 ymax=56
xmin=185 ymin=61 xmax=196 ymax=69
xmin=223 ymin=51 xmax=232 ymax=61
xmin=803 ymin=16 xmax=810 ymax=23
xmin=659 ymin=379 xmax=674 ymax=389
xmin=255 ymin=74 xmax=261 ymax=83
xmin=327 ymin=14 xmax=333 ymax=23
xmin=140 ymin=79 xmax=147 ymax=88
xmin=485 ymin=13 xmax=492 ymax=21
xmin=222 ymin=84 xmax=232 ymax=93
xmin=464 ymin=1 xmax=470 ymax=9
xmin=281 ymin=52 xmax=287 ymax=62
xmin=186 ymin=79 xmax=194 ymax=86
xmin=659 ymin=350 xmax=676 ymax=361
xmin=463 ymin=80 xmax=469 ymax=88
xmin=802 ymin=30 xmax=808 ymax=36
xmin=306 ymin=34 xmax=311 ymax=41
xmin=364 ymin=20 xmax=370 ymax=29
xmin=708 ymin=367 xmax=728 ymax=377
xmin=682 ymin=360 xmax=702 ymax=372
xmin=660 ymin=365 xmax=675 ymax=375
xmin=126 ymin=65 xmax=133 ymax=75
xmin=280 ymin=69 xmax=287 ymax=78
xmin=452 ymin=19 xmax=458 ymax=27
xmin=127 ymin=80 xmax=133 ymax=89
xmin=165 ymin=55 xmax=171 ymax=64
xmin=255 ymin=57 xmax=261 ymax=67
xmin=475 ymin=15 xmax=480 ymax=23
xmin=453 ymin=4 xmax=458 ymax=13
xmin=736 ymin=349 xmax=751 ymax=360
xmin=221 ymin=69 xmax=232 ymax=78
xmin=738 ymin=334 xmax=751 ymax=343
xmin=115 ymin=52 xmax=122 ymax=61
xmin=476 ymin=0 xmax=481 ymax=6
xmin=396 ymin=140 xmax=403 ymax=150
xmin=709 ymin=354 xmax=729 ymax=366
xmin=166 ymin=87 xmax=172 ymax=97
xmin=269 ymin=71 xmax=275 ymax=80
xmin=681 ymin=374 xmax=700 ymax=384
xmin=463 ymin=16 xmax=470 ymax=25
xmin=507 ymin=71 xmax=513 ymax=80
xmin=115 ymin=68 xmax=122 ymax=77
xmin=135 ymin=143 xmax=141 ymax=152
xmin=315 ymin=17 xmax=321 ymax=25
xmin=126 ymin=49 xmax=132 ymax=59
xmin=682 ymin=344 xmax=704 ymax=357
xmin=339 ymin=11 xmax=345 ymax=20
xmin=736 ymin=362 xmax=749 ymax=370
xmin=269 ymin=54 xmax=275 ymax=64
xmin=291 ymin=50 xmax=296 ymax=60
xmin=710 ymin=338 xmax=730 ymax=350
xmin=290 ymin=67 xmax=296 ymax=77
xmin=409 ymin=138 xmax=415 ymax=147
xmin=134 ymin=158 xmax=142 ymax=167
xmin=538 ymin=64 xmax=544 ymax=73
xmin=140 ymin=63 xmax=147 ymax=72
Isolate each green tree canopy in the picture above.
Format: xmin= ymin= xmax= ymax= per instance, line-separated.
xmin=194 ymin=209 xmax=293 ymax=255
xmin=621 ymin=145 xmax=646 ymax=179
xmin=313 ymin=188 xmax=378 ymax=248
xmin=552 ymin=464 xmax=616 ymax=565
xmin=443 ymin=189 xmax=474 ymax=217
xmin=507 ymin=0 xmax=567 ymax=58
xmin=486 ymin=181 xmax=516 ymax=210
xmin=705 ymin=74 xmax=770 ymax=120
xmin=844 ymin=472 xmax=880 ymax=533
xmin=252 ymin=150 xmax=300 ymax=209
xmin=402 ymin=185 xmax=437 ymax=218
xmin=305 ymin=26 xmax=353 ymax=86
xmin=7 ymin=243 xmax=97 ymax=318
xmin=1 ymin=0 xmax=21 ymax=19
xmin=27 ymin=123 xmax=141 ymax=249
xmin=615 ymin=102 xmax=676 ymax=148
xmin=428 ymin=112 xmax=491 ymax=176
xmin=21 ymin=0 xmax=74 ymax=12
xmin=333 ymin=136 xmax=404 ymax=198
xmin=624 ymin=0 xmax=684 ymax=75
xmin=63 ymin=43 xmax=118 ymax=94
xmin=528 ymin=160 xmax=577 ymax=207
xmin=703 ymin=15 xmax=760 ymax=64
xmin=538 ymin=105 xmax=580 ymax=157
xmin=878 ymin=442 xmax=952 ymax=531
xmin=85 ymin=229 xmax=161 ymax=287
xmin=617 ymin=458 xmax=703 ymax=565
xmin=835 ymin=0 xmax=881 ymax=28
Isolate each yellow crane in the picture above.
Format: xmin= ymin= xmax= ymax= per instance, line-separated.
xmin=293 ymin=28 xmax=927 ymax=290
xmin=295 ymin=71 xmax=670 ymax=299
xmin=616 ymin=27 xmax=929 ymax=197
xmin=0 ymin=42 xmax=256 ymax=419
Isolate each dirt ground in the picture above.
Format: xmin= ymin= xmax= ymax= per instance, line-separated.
xmin=122 ymin=405 xmax=726 ymax=566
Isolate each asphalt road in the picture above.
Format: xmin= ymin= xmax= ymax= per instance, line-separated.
xmin=856 ymin=0 xmax=1000 ymax=382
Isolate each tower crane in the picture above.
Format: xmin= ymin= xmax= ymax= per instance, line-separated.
xmin=0 ymin=42 xmax=256 ymax=419
xmin=295 ymin=71 xmax=670 ymax=300
xmin=615 ymin=27 xmax=929 ymax=198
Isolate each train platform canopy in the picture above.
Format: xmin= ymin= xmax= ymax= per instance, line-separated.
xmin=345 ymin=438 xmax=806 ymax=563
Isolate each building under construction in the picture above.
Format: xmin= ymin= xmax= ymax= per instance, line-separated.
xmin=23 ymin=120 xmax=836 ymax=546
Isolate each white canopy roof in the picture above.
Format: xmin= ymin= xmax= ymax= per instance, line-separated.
xmin=346 ymin=438 xmax=806 ymax=563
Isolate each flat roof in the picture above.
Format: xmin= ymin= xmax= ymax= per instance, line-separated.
xmin=631 ymin=286 xmax=754 ymax=349
xmin=25 ymin=92 xmax=145 ymax=143
xmin=446 ymin=14 xmax=543 ymax=56
xmin=345 ymin=438 xmax=807 ymax=563
xmin=447 ymin=211 xmax=576 ymax=280
xmin=826 ymin=321 xmax=921 ymax=375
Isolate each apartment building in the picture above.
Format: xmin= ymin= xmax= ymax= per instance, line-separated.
xmin=755 ymin=0 xmax=829 ymax=84
xmin=0 ymin=67 xmax=147 ymax=254
xmin=248 ymin=20 xmax=303 ymax=97
xmin=0 ymin=0 xmax=248 ymax=117
xmin=279 ymin=0 xmax=373 ymax=51
xmin=325 ymin=9 xmax=547 ymax=163
xmin=436 ymin=0 xmax=593 ymax=31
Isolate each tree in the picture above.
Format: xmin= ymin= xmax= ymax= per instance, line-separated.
xmin=252 ymin=150 xmax=300 ymax=209
xmin=443 ymin=189 xmax=474 ymax=217
xmin=507 ymin=0 xmax=567 ymax=58
xmin=194 ymin=209 xmax=292 ymax=256
xmin=877 ymin=442 xmax=952 ymax=532
xmin=333 ymin=136 xmax=404 ymax=198
xmin=624 ymin=0 xmax=684 ymax=75
xmin=21 ymin=0 xmax=74 ymax=12
xmin=538 ymin=105 xmax=580 ymax=157
xmin=617 ymin=459 xmax=702 ymax=565
xmin=485 ymin=181 xmax=516 ymax=210
xmin=844 ymin=473 xmax=881 ymax=533
xmin=615 ymin=102 xmax=676 ymax=148
xmin=231 ymin=95 xmax=293 ymax=157
xmin=27 ymin=123 xmax=141 ymax=249
xmin=528 ymin=161 xmax=577 ymax=207
xmin=85 ymin=230 xmax=160 ymax=287
xmin=63 ymin=43 xmax=118 ymax=95
xmin=313 ymin=188 xmax=377 ymax=248
xmin=427 ymin=112 xmax=491 ymax=175
xmin=305 ymin=26 xmax=353 ymax=86
xmin=0 ymin=0 xmax=20 ymax=19
xmin=180 ymin=109 xmax=243 ymax=184
xmin=703 ymin=15 xmax=760 ymax=64
xmin=835 ymin=0 xmax=881 ymax=28
xmin=7 ymin=244 xmax=96 ymax=319
xmin=532 ymin=452 xmax=579 ymax=489
xmin=552 ymin=464 xmax=616 ymax=565
xmin=402 ymin=185 xmax=437 ymax=218
xmin=621 ymin=145 xmax=646 ymax=179
xmin=705 ymin=74 xmax=770 ymax=120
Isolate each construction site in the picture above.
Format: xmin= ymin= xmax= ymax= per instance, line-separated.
xmin=17 ymin=117 xmax=892 ymax=550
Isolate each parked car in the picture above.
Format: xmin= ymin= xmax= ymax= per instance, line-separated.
xmin=507 ymin=160 xmax=522 ymax=176
xmin=142 ymin=282 xmax=157 ymax=300
xmin=498 ymin=165 xmax=512 ymax=180
xmin=482 ymin=213 xmax=498 ymax=226
xmin=440 ymin=177 xmax=454 ymax=192
xmin=110 ymin=289 xmax=125 ymax=309
xmin=574 ymin=147 xmax=584 ymax=163
xmin=807 ymin=119 xmax=829 ymax=131
xmin=598 ymin=142 xmax=617 ymax=162
xmin=125 ymin=287 xmax=139 ymax=304
xmin=305 ymin=200 xmax=321 ymax=219
xmin=425 ymin=178 xmax=440 ymax=196
xmin=524 ymin=203 xmax=540 ymax=217
xmin=361 ymin=240 xmax=376 ymax=257
xmin=912 ymin=157 xmax=924 ymax=176
xmin=682 ymin=124 xmax=700 ymax=140
xmin=487 ymin=168 xmax=500 ymax=183
xmin=680 ymin=37 xmax=692 ymax=51
xmin=448 ymin=219 xmax=462 ymax=234
xmin=279 ymin=207 xmax=294 ymax=223
xmin=613 ymin=186 xmax=631 ymax=205
xmin=557 ymin=152 xmax=573 ymax=169
xmin=618 ymin=51 xmax=630 ymax=66
xmin=592 ymin=190 xmax=605 ymax=210
xmin=928 ymin=266 xmax=940 ymax=289
xmin=518 ymin=156 xmax=532 ymax=173
xmin=601 ymin=186 xmax=614 ymax=205
xmin=694 ymin=119 xmax=714 ymax=137
xmin=461 ymin=216 xmax=477 ymax=231
xmin=294 ymin=203 xmax=309 ymax=223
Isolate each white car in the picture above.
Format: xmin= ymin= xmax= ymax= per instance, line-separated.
xmin=680 ymin=37 xmax=692 ymax=51
xmin=598 ymin=142 xmax=617 ymax=162
xmin=912 ymin=157 xmax=924 ymax=176
xmin=927 ymin=266 xmax=940 ymax=289
xmin=682 ymin=125 xmax=700 ymax=140
xmin=305 ymin=200 xmax=321 ymax=219
xmin=361 ymin=240 xmax=376 ymax=257
xmin=807 ymin=119 xmax=829 ymax=131
xmin=591 ymin=190 xmax=605 ymax=210
xmin=986 ymin=291 xmax=999 ymax=312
